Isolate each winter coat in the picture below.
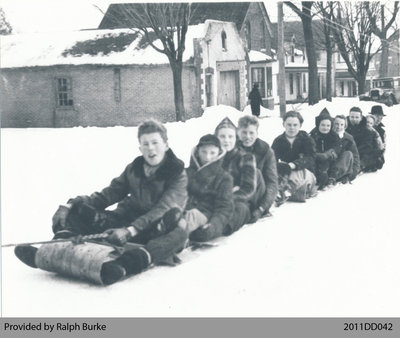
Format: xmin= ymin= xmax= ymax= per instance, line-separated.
xmin=337 ymin=132 xmax=360 ymax=180
xmin=186 ymin=147 xmax=234 ymax=231
xmin=238 ymin=138 xmax=278 ymax=213
xmin=271 ymin=131 xmax=316 ymax=173
xmin=83 ymin=149 xmax=188 ymax=232
xmin=221 ymin=147 xmax=257 ymax=202
xmin=249 ymin=88 xmax=263 ymax=116
xmin=374 ymin=122 xmax=386 ymax=147
xmin=346 ymin=116 xmax=380 ymax=161
xmin=309 ymin=128 xmax=342 ymax=156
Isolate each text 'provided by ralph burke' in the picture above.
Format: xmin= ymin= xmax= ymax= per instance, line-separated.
xmin=4 ymin=321 xmax=106 ymax=333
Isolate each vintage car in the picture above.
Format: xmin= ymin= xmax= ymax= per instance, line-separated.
xmin=360 ymin=76 xmax=400 ymax=106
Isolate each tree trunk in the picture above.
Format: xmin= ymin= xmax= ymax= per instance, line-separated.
xmin=278 ymin=2 xmax=286 ymax=117
xmin=357 ymin=72 xmax=367 ymax=95
xmin=170 ymin=61 xmax=186 ymax=122
xmin=302 ymin=12 xmax=319 ymax=105
xmin=379 ymin=39 xmax=389 ymax=78
xmin=323 ymin=19 xmax=333 ymax=101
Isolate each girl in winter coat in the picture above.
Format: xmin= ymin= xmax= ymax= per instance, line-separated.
xmin=332 ymin=115 xmax=360 ymax=182
xmin=271 ymin=111 xmax=317 ymax=203
xmin=180 ymin=134 xmax=234 ymax=242
xmin=214 ymin=117 xmax=265 ymax=231
xmin=309 ymin=108 xmax=342 ymax=189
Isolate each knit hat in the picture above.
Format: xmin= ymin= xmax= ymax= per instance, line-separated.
xmin=371 ymin=105 xmax=386 ymax=116
xmin=315 ymin=108 xmax=333 ymax=127
xmin=197 ymin=134 xmax=221 ymax=149
xmin=214 ymin=117 xmax=237 ymax=134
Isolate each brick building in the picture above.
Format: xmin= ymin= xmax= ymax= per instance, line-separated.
xmin=0 ymin=20 xmax=247 ymax=128
xmin=99 ymin=2 xmax=276 ymax=108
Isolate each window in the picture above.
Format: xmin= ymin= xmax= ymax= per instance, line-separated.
xmin=388 ymin=56 xmax=393 ymax=64
xmin=302 ymin=73 xmax=307 ymax=93
xmin=261 ymin=23 xmax=266 ymax=50
xmin=289 ymin=73 xmax=294 ymax=94
xmin=316 ymin=51 xmax=321 ymax=61
xmin=340 ymin=81 xmax=344 ymax=95
xmin=251 ymin=67 xmax=265 ymax=97
xmin=337 ymin=53 xmax=342 ymax=63
xmin=56 ymin=77 xmax=73 ymax=107
xmin=246 ymin=21 xmax=251 ymax=50
xmin=221 ymin=30 xmax=227 ymax=50
xmin=114 ymin=68 xmax=121 ymax=102
xmin=266 ymin=67 xmax=272 ymax=97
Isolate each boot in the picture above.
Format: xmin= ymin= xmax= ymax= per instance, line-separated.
xmin=14 ymin=245 xmax=38 ymax=268
xmin=114 ymin=247 xmax=151 ymax=276
xmin=100 ymin=262 xmax=126 ymax=285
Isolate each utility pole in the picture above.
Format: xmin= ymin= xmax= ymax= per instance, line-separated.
xmin=277 ymin=2 xmax=286 ymax=117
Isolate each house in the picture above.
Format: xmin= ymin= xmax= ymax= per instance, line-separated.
xmin=0 ymin=20 xmax=247 ymax=128
xmin=371 ymin=29 xmax=400 ymax=78
xmin=99 ymin=2 xmax=276 ymax=108
xmin=271 ymin=20 xmax=331 ymax=103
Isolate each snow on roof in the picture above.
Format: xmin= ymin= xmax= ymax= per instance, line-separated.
xmin=248 ymin=50 xmax=273 ymax=62
xmin=0 ymin=24 xmax=206 ymax=69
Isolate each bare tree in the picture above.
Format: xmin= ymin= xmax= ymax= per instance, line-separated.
xmin=330 ymin=2 xmax=380 ymax=95
xmin=0 ymin=7 xmax=12 ymax=35
xmin=366 ymin=1 xmax=399 ymax=78
xmin=284 ymin=1 xmax=320 ymax=105
xmin=315 ymin=2 xmax=337 ymax=101
xmin=98 ymin=3 xmax=192 ymax=122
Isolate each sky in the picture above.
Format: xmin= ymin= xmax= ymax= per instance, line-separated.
xmin=0 ymin=0 xmax=285 ymax=34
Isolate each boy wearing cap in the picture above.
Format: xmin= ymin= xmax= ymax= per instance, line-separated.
xmin=370 ymin=105 xmax=386 ymax=147
xmin=237 ymin=115 xmax=278 ymax=220
xmin=180 ymin=134 xmax=234 ymax=242
xmin=15 ymin=119 xmax=189 ymax=284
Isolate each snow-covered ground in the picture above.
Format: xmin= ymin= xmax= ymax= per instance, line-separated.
xmin=1 ymin=98 xmax=399 ymax=317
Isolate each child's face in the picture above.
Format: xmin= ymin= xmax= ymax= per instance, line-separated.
xmin=318 ymin=119 xmax=331 ymax=134
xmin=366 ymin=117 xmax=375 ymax=129
xmin=349 ymin=111 xmax=362 ymax=125
xmin=217 ymin=128 xmax=236 ymax=152
xmin=238 ymin=124 xmax=258 ymax=147
xmin=333 ymin=118 xmax=346 ymax=134
xmin=283 ymin=117 xmax=301 ymax=138
xmin=139 ymin=132 xmax=169 ymax=166
xmin=198 ymin=144 xmax=220 ymax=165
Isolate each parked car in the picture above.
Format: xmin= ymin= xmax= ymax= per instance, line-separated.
xmin=360 ymin=76 xmax=400 ymax=106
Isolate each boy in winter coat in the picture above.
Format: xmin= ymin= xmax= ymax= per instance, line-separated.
xmin=346 ymin=106 xmax=382 ymax=172
xmin=214 ymin=117 xmax=264 ymax=232
xmin=370 ymin=105 xmax=386 ymax=146
xmin=237 ymin=115 xmax=278 ymax=221
xmin=370 ymin=104 xmax=386 ymax=170
xmin=332 ymin=115 xmax=360 ymax=182
xmin=271 ymin=111 xmax=317 ymax=203
xmin=179 ymin=134 xmax=234 ymax=242
xmin=309 ymin=108 xmax=342 ymax=189
xmin=15 ymin=119 xmax=189 ymax=285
